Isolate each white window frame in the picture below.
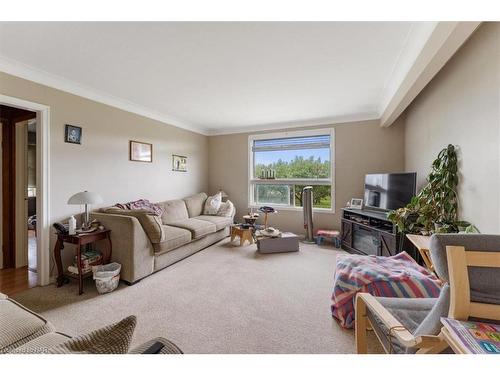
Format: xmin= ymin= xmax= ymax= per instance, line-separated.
xmin=248 ymin=128 xmax=335 ymax=213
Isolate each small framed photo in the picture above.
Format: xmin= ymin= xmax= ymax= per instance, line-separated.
xmin=129 ymin=140 xmax=153 ymax=162
xmin=172 ymin=154 xmax=187 ymax=172
xmin=65 ymin=124 xmax=82 ymax=144
xmin=350 ymin=198 xmax=363 ymax=210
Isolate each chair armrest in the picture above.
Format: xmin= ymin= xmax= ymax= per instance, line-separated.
xmin=129 ymin=337 xmax=183 ymax=354
xmin=356 ymin=293 xmax=417 ymax=348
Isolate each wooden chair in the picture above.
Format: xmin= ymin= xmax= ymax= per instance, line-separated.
xmin=356 ymin=234 xmax=500 ymax=354
xmin=355 ymin=291 xmax=449 ymax=354
xmin=446 ymin=245 xmax=500 ymax=321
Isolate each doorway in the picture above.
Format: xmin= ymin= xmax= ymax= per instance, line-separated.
xmin=0 ymin=104 xmax=37 ymax=294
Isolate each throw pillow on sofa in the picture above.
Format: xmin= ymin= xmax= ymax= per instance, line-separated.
xmin=217 ymin=200 xmax=234 ymax=217
xmin=102 ymin=208 xmax=166 ymax=243
xmin=48 ymin=316 xmax=137 ymax=354
xmin=203 ymin=192 xmax=222 ymax=215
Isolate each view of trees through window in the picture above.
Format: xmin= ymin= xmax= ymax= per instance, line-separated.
xmin=253 ymin=140 xmax=332 ymax=208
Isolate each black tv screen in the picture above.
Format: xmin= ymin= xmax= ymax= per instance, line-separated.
xmin=363 ymin=173 xmax=416 ymax=211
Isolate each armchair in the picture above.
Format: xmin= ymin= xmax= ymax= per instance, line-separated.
xmin=355 ymin=234 xmax=500 ymax=354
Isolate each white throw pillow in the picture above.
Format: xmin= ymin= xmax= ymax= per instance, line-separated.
xmin=203 ymin=192 xmax=222 ymax=215
xmin=217 ymin=200 xmax=234 ymax=217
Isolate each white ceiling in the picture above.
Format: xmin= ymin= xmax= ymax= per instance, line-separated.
xmin=0 ymin=22 xmax=436 ymax=135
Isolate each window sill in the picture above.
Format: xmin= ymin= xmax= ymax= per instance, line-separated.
xmin=248 ymin=204 xmax=335 ymax=214
xmin=250 ymin=178 xmax=331 ymax=185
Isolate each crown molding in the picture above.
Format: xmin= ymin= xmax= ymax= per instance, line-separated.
xmin=0 ymin=56 xmax=209 ymax=135
xmin=0 ymin=21 xmax=480 ymax=136
xmin=206 ymin=112 xmax=379 ymax=136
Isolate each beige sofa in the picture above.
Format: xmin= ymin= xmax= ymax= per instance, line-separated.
xmin=92 ymin=193 xmax=234 ymax=284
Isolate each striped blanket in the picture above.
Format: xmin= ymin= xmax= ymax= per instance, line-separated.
xmin=331 ymin=251 xmax=442 ymax=328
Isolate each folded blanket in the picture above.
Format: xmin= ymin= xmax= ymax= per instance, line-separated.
xmin=331 ymin=252 xmax=442 ymax=328
xmin=114 ymin=199 xmax=163 ymax=216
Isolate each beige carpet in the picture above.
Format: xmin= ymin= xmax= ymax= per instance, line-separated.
xmin=12 ymin=238 xmax=382 ymax=353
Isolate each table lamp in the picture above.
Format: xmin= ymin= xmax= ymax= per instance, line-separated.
xmin=219 ymin=189 xmax=229 ymax=202
xmin=67 ymin=191 xmax=103 ymax=230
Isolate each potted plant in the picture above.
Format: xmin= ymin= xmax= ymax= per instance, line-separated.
xmin=388 ymin=144 xmax=478 ymax=236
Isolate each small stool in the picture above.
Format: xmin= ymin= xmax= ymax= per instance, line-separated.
xmin=316 ymin=229 xmax=341 ymax=248
xmin=230 ymin=225 xmax=254 ymax=246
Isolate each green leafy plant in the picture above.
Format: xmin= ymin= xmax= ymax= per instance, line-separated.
xmin=388 ymin=144 xmax=478 ymax=235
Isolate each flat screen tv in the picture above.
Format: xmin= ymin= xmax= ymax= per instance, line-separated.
xmin=363 ymin=172 xmax=417 ymax=211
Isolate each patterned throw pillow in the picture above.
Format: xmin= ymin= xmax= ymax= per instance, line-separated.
xmin=48 ymin=316 xmax=137 ymax=354
xmin=203 ymin=192 xmax=222 ymax=215
xmin=217 ymin=200 xmax=234 ymax=217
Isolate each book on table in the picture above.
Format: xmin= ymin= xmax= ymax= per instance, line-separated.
xmin=441 ymin=317 xmax=500 ymax=354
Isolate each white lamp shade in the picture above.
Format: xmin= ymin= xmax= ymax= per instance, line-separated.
xmin=67 ymin=191 xmax=103 ymax=205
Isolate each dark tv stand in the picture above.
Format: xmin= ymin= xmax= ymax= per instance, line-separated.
xmin=340 ymin=208 xmax=401 ymax=257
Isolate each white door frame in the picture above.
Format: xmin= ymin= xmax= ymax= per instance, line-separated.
xmin=0 ymin=94 xmax=51 ymax=286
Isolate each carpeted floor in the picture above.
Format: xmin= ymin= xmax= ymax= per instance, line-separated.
xmin=12 ymin=238 xmax=382 ymax=353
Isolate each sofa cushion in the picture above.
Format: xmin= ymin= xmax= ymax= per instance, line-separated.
xmin=168 ymin=218 xmax=217 ymax=239
xmin=101 ymin=208 xmax=165 ymax=243
xmin=158 ymin=199 xmax=189 ymax=224
xmin=0 ymin=297 xmax=55 ymax=353
xmin=153 ymin=225 xmax=192 ymax=254
xmin=195 ymin=215 xmax=233 ymax=231
xmin=10 ymin=332 xmax=72 ymax=354
xmin=183 ymin=193 xmax=207 ymax=218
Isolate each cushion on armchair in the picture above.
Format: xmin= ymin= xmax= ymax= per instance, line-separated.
xmin=430 ymin=234 xmax=500 ymax=304
xmin=408 ymin=283 xmax=450 ymax=353
xmin=366 ymin=284 xmax=450 ymax=354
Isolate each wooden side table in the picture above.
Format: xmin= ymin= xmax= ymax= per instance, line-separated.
xmin=54 ymin=229 xmax=112 ymax=295
xmin=230 ymin=225 xmax=254 ymax=246
xmin=406 ymin=234 xmax=434 ymax=272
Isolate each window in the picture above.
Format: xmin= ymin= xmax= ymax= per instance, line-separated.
xmin=249 ymin=129 xmax=334 ymax=211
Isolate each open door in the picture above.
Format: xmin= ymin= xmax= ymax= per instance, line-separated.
xmin=15 ymin=120 xmax=29 ymax=269
xmin=0 ymin=104 xmax=36 ymax=271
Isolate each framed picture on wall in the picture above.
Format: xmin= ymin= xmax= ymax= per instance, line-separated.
xmin=65 ymin=124 xmax=82 ymax=144
xmin=349 ymin=198 xmax=363 ymax=210
xmin=172 ymin=154 xmax=187 ymax=172
xmin=129 ymin=140 xmax=153 ymax=162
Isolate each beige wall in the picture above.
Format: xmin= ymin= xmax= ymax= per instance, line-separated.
xmin=404 ymin=22 xmax=500 ymax=233
xmin=1 ymin=71 xmax=209 ymax=270
xmin=208 ymin=119 xmax=405 ymax=235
